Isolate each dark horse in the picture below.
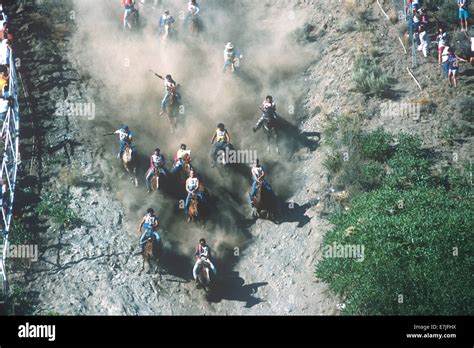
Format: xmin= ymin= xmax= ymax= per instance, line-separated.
xmin=250 ymin=181 xmax=279 ymax=220
xmin=254 ymin=109 xmax=279 ymax=154
xmin=161 ymin=85 xmax=181 ymax=134
xmin=142 ymin=234 xmax=162 ymax=274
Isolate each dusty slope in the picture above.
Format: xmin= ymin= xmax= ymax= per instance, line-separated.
xmin=7 ymin=0 xmax=338 ymax=315
xmin=9 ymin=0 xmax=471 ymax=315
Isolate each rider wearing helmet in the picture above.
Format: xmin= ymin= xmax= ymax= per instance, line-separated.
xmin=114 ymin=124 xmax=133 ymax=159
xmin=210 ymin=123 xmax=230 ymax=167
xmin=253 ymin=95 xmax=278 ymax=132
xmin=249 ymin=159 xmax=274 ymax=209
xmin=223 ymin=42 xmax=243 ymax=73
xmin=159 ymin=74 xmax=181 ymax=115
xmin=171 ymin=144 xmax=192 ymax=175
xmin=184 ymin=170 xmax=205 ymax=215
xmin=159 ymin=10 xmax=175 ymax=35
xmin=145 ymin=148 xmax=167 ymax=193
xmin=193 ymin=238 xmax=217 ymax=285
xmin=138 ymin=208 xmax=161 ymax=252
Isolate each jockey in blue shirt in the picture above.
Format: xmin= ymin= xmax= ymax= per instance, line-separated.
xmin=138 ymin=208 xmax=161 ymax=252
xmin=114 ymin=125 xmax=133 ymax=159
xmin=159 ymin=10 xmax=175 ymax=35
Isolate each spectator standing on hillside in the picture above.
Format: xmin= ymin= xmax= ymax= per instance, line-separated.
xmin=447 ymin=48 xmax=468 ymax=87
xmin=436 ymin=28 xmax=448 ymax=66
xmin=458 ymin=0 xmax=470 ymax=32
xmin=417 ymin=25 xmax=430 ymax=58
xmin=440 ymin=44 xmax=451 ymax=79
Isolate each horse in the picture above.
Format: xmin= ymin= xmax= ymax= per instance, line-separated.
xmin=123 ymin=6 xmax=139 ymax=32
xmin=161 ymin=86 xmax=181 ymax=134
xmin=224 ymin=57 xmax=242 ymax=74
xmin=196 ymin=259 xmax=213 ymax=292
xmin=250 ymin=181 xmax=278 ymax=220
xmin=188 ymin=14 xmax=202 ymax=34
xmin=150 ymin=168 xmax=167 ymax=192
xmin=142 ymin=235 xmax=162 ymax=274
xmin=262 ymin=116 xmax=279 ymax=154
xmin=160 ymin=23 xmax=173 ymax=45
xmin=122 ymin=143 xmax=138 ymax=187
xmin=212 ymin=142 xmax=234 ymax=174
xmin=187 ymin=182 xmax=209 ymax=224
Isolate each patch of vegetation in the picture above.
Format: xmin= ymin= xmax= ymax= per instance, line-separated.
xmin=8 ymin=220 xmax=32 ymax=245
xmin=317 ymin=119 xmax=474 ymax=315
xmin=359 ymin=128 xmax=393 ymax=162
xmin=456 ymin=96 xmax=474 ymax=122
xmin=352 ymin=54 xmax=390 ymax=96
xmin=316 ymin=181 xmax=473 ymax=315
xmin=35 ymin=194 xmax=79 ymax=227
xmin=323 ymin=153 xmax=344 ymax=174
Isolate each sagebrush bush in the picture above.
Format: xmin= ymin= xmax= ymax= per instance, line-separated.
xmin=352 ymin=55 xmax=390 ymax=95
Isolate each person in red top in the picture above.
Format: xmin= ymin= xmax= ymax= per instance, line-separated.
xmin=145 ymin=148 xmax=167 ymax=193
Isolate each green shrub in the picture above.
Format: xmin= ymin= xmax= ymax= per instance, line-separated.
xmin=352 ymin=55 xmax=390 ymax=96
xmin=316 ymin=184 xmax=474 ymax=315
xmin=35 ymin=194 xmax=79 ymax=227
xmin=323 ymin=153 xmax=344 ymax=174
xmin=456 ymin=96 xmax=474 ymax=122
xmin=360 ymin=161 xmax=386 ymax=190
xmin=360 ymin=128 xmax=393 ymax=162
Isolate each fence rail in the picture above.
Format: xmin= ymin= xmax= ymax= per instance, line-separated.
xmin=0 ymin=47 xmax=21 ymax=296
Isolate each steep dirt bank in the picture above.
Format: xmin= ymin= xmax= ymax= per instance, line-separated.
xmin=7 ymin=0 xmax=339 ymax=315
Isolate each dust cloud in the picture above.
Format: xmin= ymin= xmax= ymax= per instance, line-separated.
xmin=69 ymin=0 xmax=313 ymax=271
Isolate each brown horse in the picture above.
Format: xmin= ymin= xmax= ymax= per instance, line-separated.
xmin=250 ymin=181 xmax=277 ymax=220
xmin=122 ymin=144 xmax=138 ymax=186
xmin=187 ymin=182 xmax=209 ymax=224
xmin=197 ymin=261 xmax=212 ymax=292
xmin=142 ymin=236 xmax=162 ymax=274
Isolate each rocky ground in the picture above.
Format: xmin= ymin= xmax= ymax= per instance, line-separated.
xmin=3 ymin=0 xmax=472 ymax=315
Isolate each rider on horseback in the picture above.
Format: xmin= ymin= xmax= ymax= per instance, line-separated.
xmin=159 ymin=74 xmax=181 ymax=115
xmin=193 ymin=238 xmax=217 ymax=285
xmin=184 ymin=170 xmax=205 ymax=215
xmin=249 ymin=159 xmax=274 ymax=209
xmin=146 ymin=148 xmax=167 ymax=193
xmin=223 ymin=42 xmax=243 ymax=73
xmin=188 ymin=0 xmax=200 ymax=16
xmin=159 ymin=10 xmax=175 ymax=35
xmin=210 ymin=123 xmax=231 ymax=167
xmin=171 ymin=144 xmax=191 ymax=175
xmin=253 ymin=96 xmax=278 ymax=132
xmin=123 ymin=0 xmax=138 ymax=30
xmin=114 ymin=124 xmax=133 ymax=159
xmin=138 ymin=208 xmax=161 ymax=252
